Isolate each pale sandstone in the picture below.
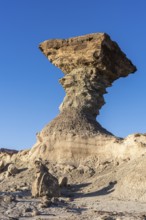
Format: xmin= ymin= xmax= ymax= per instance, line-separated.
xmin=29 ymin=33 xmax=139 ymax=164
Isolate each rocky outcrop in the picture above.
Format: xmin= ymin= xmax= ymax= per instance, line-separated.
xmin=0 ymin=148 xmax=18 ymax=155
xmin=32 ymin=159 xmax=60 ymax=198
xmin=39 ymin=33 xmax=136 ymax=137
xmin=30 ymin=33 xmax=137 ymax=164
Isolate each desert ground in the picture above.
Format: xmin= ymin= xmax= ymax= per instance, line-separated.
xmin=1 ymin=149 xmax=146 ymax=220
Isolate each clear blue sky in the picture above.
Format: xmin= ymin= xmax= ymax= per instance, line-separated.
xmin=0 ymin=0 xmax=146 ymax=150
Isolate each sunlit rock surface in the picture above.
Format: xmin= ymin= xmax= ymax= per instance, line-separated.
xmin=30 ymin=33 xmax=136 ymax=163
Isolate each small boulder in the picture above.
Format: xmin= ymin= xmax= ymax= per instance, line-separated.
xmin=3 ymin=195 xmax=16 ymax=203
xmin=6 ymin=163 xmax=19 ymax=176
xmin=32 ymin=159 xmax=60 ymax=198
xmin=59 ymin=176 xmax=68 ymax=188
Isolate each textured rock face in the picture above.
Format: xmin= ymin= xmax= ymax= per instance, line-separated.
xmin=30 ymin=33 xmax=137 ymax=163
xmin=40 ymin=33 xmax=136 ymax=119
xmin=32 ymin=159 xmax=60 ymax=198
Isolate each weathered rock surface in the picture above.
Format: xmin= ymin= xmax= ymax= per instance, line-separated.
xmin=6 ymin=163 xmax=19 ymax=176
xmin=39 ymin=33 xmax=136 ymax=135
xmin=59 ymin=176 xmax=68 ymax=188
xmin=29 ymin=33 xmax=138 ymax=164
xmin=31 ymin=159 xmax=60 ymax=198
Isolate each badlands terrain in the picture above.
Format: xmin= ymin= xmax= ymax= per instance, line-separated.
xmin=1 ymin=33 xmax=146 ymax=220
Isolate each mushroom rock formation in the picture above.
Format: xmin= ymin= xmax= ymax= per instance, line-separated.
xmin=30 ymin=33 xmax=137 ymax=164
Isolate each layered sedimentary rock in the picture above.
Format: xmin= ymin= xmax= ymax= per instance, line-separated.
xmin=39 ymin=33 xmax=136 ymax=136
xmin=30 ymin=33 xmax=137 ymax=163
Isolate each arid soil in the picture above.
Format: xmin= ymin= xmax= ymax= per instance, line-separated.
xmin=1 ymin=152 xmax=146 ymax=220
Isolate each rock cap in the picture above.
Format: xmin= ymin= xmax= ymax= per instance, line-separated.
xmin=39 ymin=33 xmax=136 ymax=80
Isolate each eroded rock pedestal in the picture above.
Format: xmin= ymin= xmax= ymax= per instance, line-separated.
xmin=30 ymin=33 xmax=136 ymax=164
